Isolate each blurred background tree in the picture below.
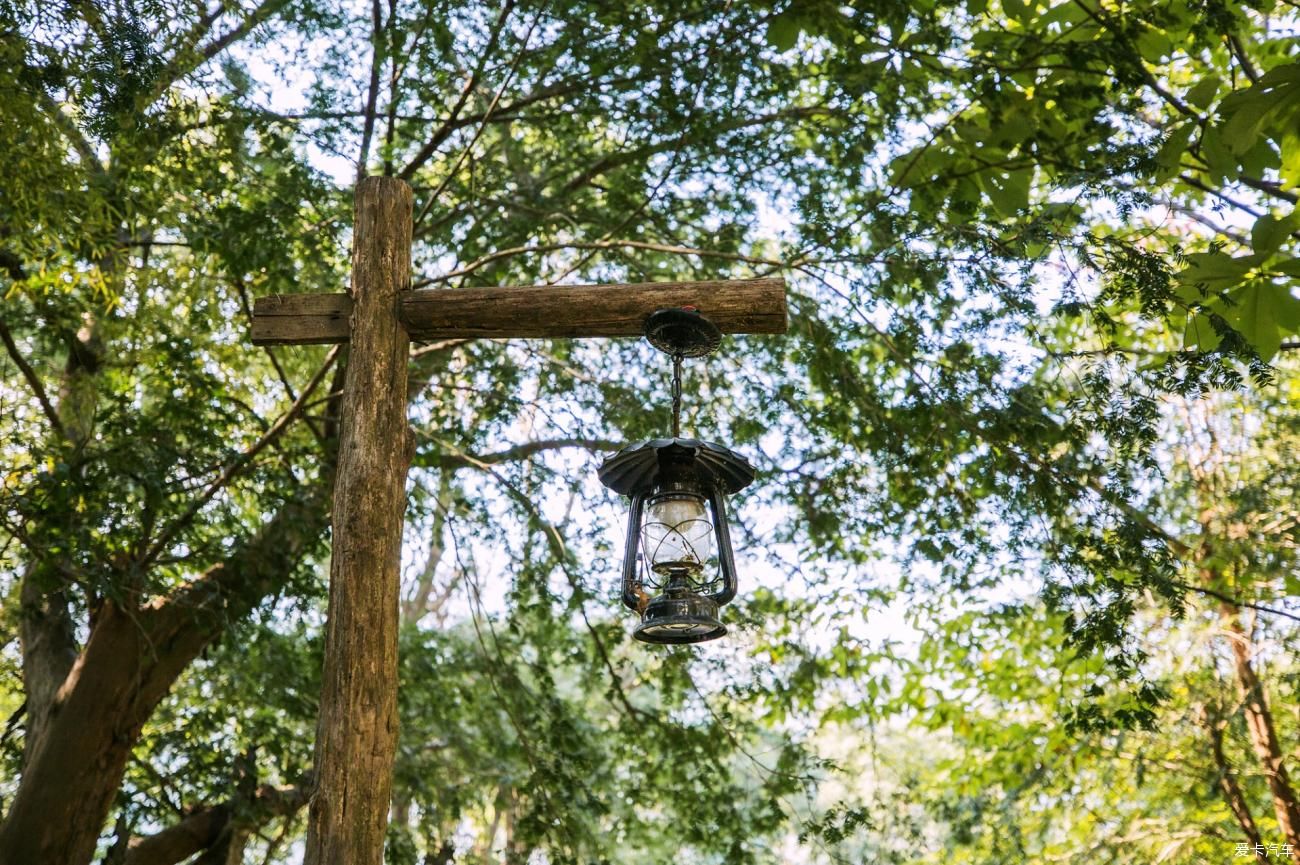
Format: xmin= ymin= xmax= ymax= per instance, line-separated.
xmin=1 ymin=0 xmax=1298 ymax=862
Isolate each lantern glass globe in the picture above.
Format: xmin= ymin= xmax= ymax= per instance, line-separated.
xmin=642 ymin=491 xmax=714 ymax=577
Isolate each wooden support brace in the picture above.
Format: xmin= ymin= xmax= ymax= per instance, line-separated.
xmin=251 ymin=277 xmax=787 ymax=345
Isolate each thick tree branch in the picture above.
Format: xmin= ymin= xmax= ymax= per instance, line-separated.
xmin=35 ymin=91 xmax=103 ymax=175
xmin=16 ymin=573 xmax=78 ymax=766
xmin=1219 ymin=602 xmax=1300 ymax=849
xmin=0 ymin=470 xmax=333 ymax=865
xmin=195 ymin=1 xmax=288 ymax=65
xmin=1226 ymin=33 xmax=1261 ymax=84
xmin=402 ymin=477 xmax=454 ymax=625
xmin=122 ymin=783 xmax=310 ymax=865
xmin=160 ymin=2 xmax=226 ymax=73
xmin=355 ymin=0 xmax=385 ymax=179
xmin=147 ymin=0 xmax=291 ymax=106
xmin=1200 ymin=703 xmax=1266 ymax=860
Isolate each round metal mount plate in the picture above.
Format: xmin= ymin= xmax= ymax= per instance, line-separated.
xmin=644 ymin=308 xmax=722 ymax=358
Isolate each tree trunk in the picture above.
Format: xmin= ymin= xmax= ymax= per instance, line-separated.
xmin=1201 ymin=704 xmax=1266 ymax=861
xmin=302 ymin=175 xmax=413 ymax=865
xmin=19 ymin=312 xmax=104 ymax=765
xmin=17 ymin=570 xmax=77 ymax=767
xmin=1221 ymin=604 xmax=1300 ymax=858
xmin=0 ymin=488 xmax=331 ymax=865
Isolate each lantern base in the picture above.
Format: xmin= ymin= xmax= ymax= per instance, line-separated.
xmin=633 ymin=594 xmax=726 ymax=645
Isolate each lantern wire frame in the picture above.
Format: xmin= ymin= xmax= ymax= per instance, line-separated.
xmin=641 ymin=489 xmax=715 ymax=578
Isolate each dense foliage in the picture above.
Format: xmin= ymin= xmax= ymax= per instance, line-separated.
xmin=1 ymin=0 xmax=1298 ymax=863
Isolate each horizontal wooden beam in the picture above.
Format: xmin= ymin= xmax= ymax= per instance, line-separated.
xmin=251 ymin=278 xmax=787 ymax=346
xmin=253 ymin=293 xmax=352 ymax=345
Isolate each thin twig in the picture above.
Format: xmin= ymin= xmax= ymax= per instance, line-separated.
xmin=410 ymin=2 xmax=545 ymax=227
xmin=1172 ymin=581 xmax=1300 ymax=625
xmin=1178 ymin=174 xmax=1266 ymax=218
xmin=417 ymin=239 xmax=795 ymax=287
xmin=0 ymin=319 xmax=65 ymax=438
xmin=409 ymin=338 xmax=473 ymax=359
xmin=398 ymin=0 xmax=518 ymax=181
xmin=356 ymin=0 xmax=386 ymax=180
xmin=429 ymin=437 xmax=618 ymax=470
xmin=139 ymin=346 xmax=340 ymax=567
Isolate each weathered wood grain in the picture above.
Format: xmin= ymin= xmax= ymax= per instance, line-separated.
xmin=251 ymin=277 xmax=787 ymax=345
xmin=303 ymin=176 xmax=411 ymax=865
xmin=251 ymin=293 xmax=354 ymax=345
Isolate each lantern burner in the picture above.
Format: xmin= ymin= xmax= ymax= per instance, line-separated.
xmin=634 ymin=593 xmax=726 ymax=644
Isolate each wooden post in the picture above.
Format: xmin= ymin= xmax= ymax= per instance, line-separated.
xmin=303 ymin=176 xmax=413 ymax=865
xmin=249 ymin=201 xmax=787 ymax=862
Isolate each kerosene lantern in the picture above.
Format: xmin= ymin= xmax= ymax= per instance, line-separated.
xmin=597 ymin=307 xmax=755 ymax=644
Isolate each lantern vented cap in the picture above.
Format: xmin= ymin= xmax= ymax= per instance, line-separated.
xmin=597 ymin=438 xmax=755 ymax=496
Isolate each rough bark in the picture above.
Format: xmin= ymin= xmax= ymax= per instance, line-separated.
xmin=16 ymin=571 xmax=77 ymax=766
xmin=302 ymin=175 xmax=413 ymax=865
xmin=1221 ymin=603 xmax=1300 ymax=857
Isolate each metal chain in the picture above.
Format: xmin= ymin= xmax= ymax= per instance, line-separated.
xmin=671 ymin=352 xmax=683 ymax=438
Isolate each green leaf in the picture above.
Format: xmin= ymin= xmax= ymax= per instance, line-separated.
xmin=1198 ymin=126 xmax=1238 ymax=182
xmin=997 ymin=106 xmax=1034 ymax=146
xmin=1185 ymin=75 xmax=1220 ymax=110
xmin=1274 ymin=258 xmax=1300 ymax=277
xmin=1037 ymin=2 xmax=1087 ymax=27
xmin=1286 ymin=573 xmax=1300 ymax=596
xmin=1281 ymin=130 xmax=1300 ymax=190
xmin=1252 ymin=213 xmax=1299 ymax=256
xmin=982 ymin=167 xmax=1031 ymax=216
xmin=1174 ymin=252 xmax=1262 ymax=292
xmin=1221 ymin=97 xmax=1270 ymax=156
xmin=1223 ymin=280 xmax=1300 ymax=359
xmin=1154 ymin=123 xmax=1195 ymax=181
xmin=1182 ymin=311 xmax=1221 ymax=352
xmin=1240 ymin=138 xmax=1282 ymax=178
xmin=766 ymin=12 xmax=800 ymax=52
xmin=1002 ymin=0 xmax=1033 ymax=24
xmin=1135 ymin=29 xmax=1172 ymax=63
